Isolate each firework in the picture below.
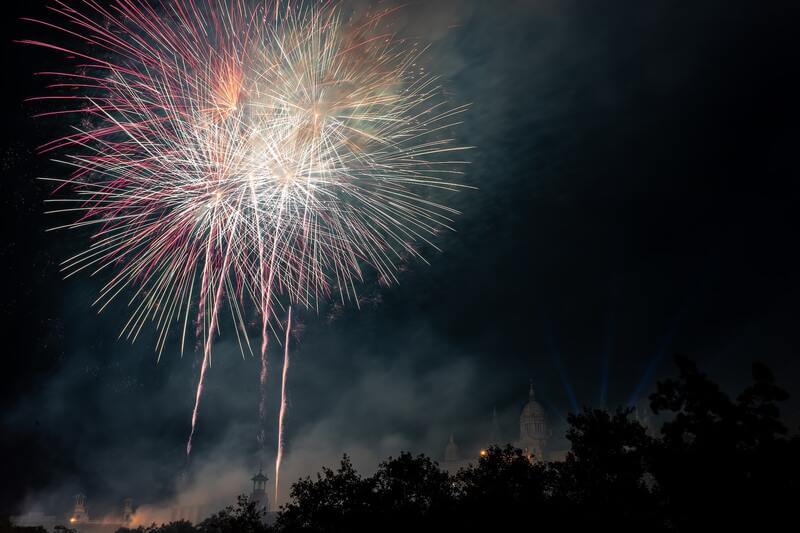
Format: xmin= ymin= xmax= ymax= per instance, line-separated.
xmin=24 ymin=0 xmax=468 ymax=479
xmin=275 ymin=306 xmax=292 ymax=503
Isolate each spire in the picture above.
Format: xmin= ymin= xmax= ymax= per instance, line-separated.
xmin=251 ymin=463 xmax=268 ymax=484
xmin=250 ymin=462 xmax=269 ymax=513
xmin=444 ymin=433 xmax=460 ymax=463
xmin=529 ymin=379 xmax=535 ymax=400
xmin=489 ymin=407 xmax=500 ymax=444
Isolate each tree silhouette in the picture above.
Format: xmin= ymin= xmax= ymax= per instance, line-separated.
xmin=196 ymin=496 xmax=269 ymax=533
xmin=275 ymin=454 xmax=374 ymax=532
xmin=649 ymin=355 xmax=797 ymax=531
xmin=553 ymin=408 xmax=662 ymax=531
xmin=452 ymin=445 xmax=551 ymax=529
xmin=370 ymin=452 xmax=453 ymax=528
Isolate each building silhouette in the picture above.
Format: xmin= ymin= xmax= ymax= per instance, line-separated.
xmin=443 ymin=382 xmax=567 ymax=470
xmin=70 ymin=493 xmax=89 ymax=524
xmin=250 ymin=466 xmax=269 ymax=513
xmin=517 ymin=382 xmax=553 ymax=460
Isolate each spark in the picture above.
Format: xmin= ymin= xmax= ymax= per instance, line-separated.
xmin=24 ymin=0 xmax=468 ymax=462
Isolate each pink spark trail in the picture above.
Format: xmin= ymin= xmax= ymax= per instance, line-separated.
xmin=275 ymin=306 xmax=292 ymax=503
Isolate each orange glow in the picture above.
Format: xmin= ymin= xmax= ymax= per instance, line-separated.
xmin=479 ymin=449 xmax=488 ymax=457
xmin=208 ymin=59 xmax=244 ymax=119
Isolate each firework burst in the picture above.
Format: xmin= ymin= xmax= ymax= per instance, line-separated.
xmin=23 ymin=0 xmax=468 ymax=490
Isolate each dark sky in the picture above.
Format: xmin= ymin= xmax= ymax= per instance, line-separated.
xmin=3 ymin=0 xmax=800 ymax=518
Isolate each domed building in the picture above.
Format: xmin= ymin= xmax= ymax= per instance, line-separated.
xmin=441 ymin=432 xmax=474 ymax=472
xmin=442 ymin=382 xmax=566 ymax=470
xmin=515 ymin=382 xmax=552 ymax=461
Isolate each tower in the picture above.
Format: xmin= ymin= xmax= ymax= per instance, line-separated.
xmin=444 ymin=433 xmax=460 ymax=463
xmin=488 ymin=407 xmax=500 ymax=446
xmin=70 ymin=493 xmax=89 ymax=524
xmin=250 ymin=466 xmax=269 ymax=513
xmin=122 ymin=498 xmax=134 ymax=524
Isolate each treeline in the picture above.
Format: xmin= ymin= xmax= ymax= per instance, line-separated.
xmin=271 ymin=356 xmax=799 ymax=531
xmin=9 ymin=356 xmax=795 ymax=533
xmin=127 ymin=357 xmax=799 ymax=532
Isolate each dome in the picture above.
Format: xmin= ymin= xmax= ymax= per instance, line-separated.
xmin=521 ymin=398 xmax=546 ymax=421
xmin=520 ymin=383 xmax=549 ymax=441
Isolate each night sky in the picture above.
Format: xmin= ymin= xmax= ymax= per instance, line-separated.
xmin=3 ymin=0 xmax=800 ymax=518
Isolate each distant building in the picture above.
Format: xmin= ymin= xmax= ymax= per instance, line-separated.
xmin=122 ymin=498 xmax=133 ymax=524
xmin=71 ymin=493 xmax=90 ymax=524
xmin=12 ymin=493 xmax=134 ymax=533
xmin=443 ymin=433 xmax=471 ymax=471
xmin=69 ymin=492 xmax=132 ymax=533
xmin=249 ymin=466 xmax=269 ymax=513
xmin=488 ymin=407 xmax=501 ymax=446
xmin=12 ymin=460 xmax=283 ymax=531
xmin=442 ymin=382 xmax=568 ymax=469
xmin=517 ymin=383 xmax=553 ymax=461
xmin=170 ymin=465 xmax=272 ymax=523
